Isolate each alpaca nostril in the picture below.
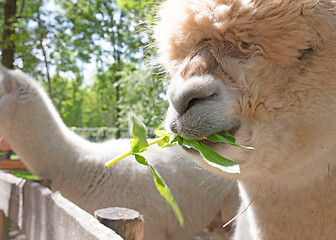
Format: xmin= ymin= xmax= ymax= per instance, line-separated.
xmin=187 ymin=97 xmax=202 ymax=111
xmin=171 ymin=91 xmax=217 ymax=115
xmin=186 ymin=94 xmax=217 ymax=112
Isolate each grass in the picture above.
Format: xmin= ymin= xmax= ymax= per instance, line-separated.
xmin=10 ymin=170 xmax=40 ymax=180
xmin=10 ymin=154 xmax=20 ymax=160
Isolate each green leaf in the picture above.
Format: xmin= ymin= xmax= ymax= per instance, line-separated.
xmin=134 ymin=154 xmax=148 ymax=166
xmin=129 ymin=112 xmax=149 ymax=153
xmin=169 ymin=134 xmax=179 ymax=145
xmin=157 ymin=134 xmax=180 ymax=149
xmin=157 ymin=136 xmax=170 ymax=147
xmin=105 ymin=114 xmax=250 ymax=226
xmin=176 ymin=135 xmax=184 ymax=146
xmin=148 ymin=163 xmax=184 ymax=227
xmin=180 ymin=139 xmax=240 ymax=174
xmin=217 ymin=131 xmax=236 ymax=143
xmin=134 ymin=154 xmax=184 ymax=226
xmin=206 ymin=132 xmax=255 ymax=150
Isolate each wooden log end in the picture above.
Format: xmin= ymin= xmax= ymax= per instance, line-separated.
xmin=94 ymin=207 xmax=144 ymax=240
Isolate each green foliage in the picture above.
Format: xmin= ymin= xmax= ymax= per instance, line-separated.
xmin=10 ymin=170 xmax=40 ymax=180
xmin=106 ymin=113 xmax=184 ymax=227
xmin=1 ymin=0 xmax=164 ymax=134
xmin=105 ymin=113 xmax=254 ymax=225
xmin=51 ymin=0 xmax=163 ymax=131
xmin=133 ymin=153 xmax=184 ymax=228
xmin=71 ymin=127 xmax=118 ymax=142
xmin=129 ymin=112 xmax=149 ymax=153
xmin=116 ymin=0 xmax=159 ymax=22
xmin=177 ymin=138 xmax=240 ymax=174
xmin=204 ymin=132 xmax=254 ymax=150
xmin=116 ymin=67 xmax=168 ymax=131
xmin=156 ymin=132 xmax=243 ymax=174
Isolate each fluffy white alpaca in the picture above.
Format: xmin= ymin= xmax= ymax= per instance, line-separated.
xmin=0 ymin=65 xmax=239 ymax=240
xmin=155 ymin=0 xmax=336 ymax=239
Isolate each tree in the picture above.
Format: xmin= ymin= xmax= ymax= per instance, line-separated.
xmin=1 ymin=0 xmax=17 ymax=69
xmin=117 ymin=67 xmax=168 ymax=134
xmin=1 ymin=0 xmax=168 ymax=135
xmin=55 ymin=0 xmax=157 ymax=135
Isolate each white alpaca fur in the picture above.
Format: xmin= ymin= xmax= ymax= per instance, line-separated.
xmin=154 ymin=0 xmax=336 ymax=239
xmin=0 ymin=66 xmax=239 ymax=240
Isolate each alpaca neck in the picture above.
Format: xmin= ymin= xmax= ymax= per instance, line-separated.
xmin=239 ymin=162 xmax=336 ymax=239
xmin=6 ymin=89 xmax=91 ymax=180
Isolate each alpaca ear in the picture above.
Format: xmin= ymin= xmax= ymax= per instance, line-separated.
xmin=0 ymin=65 xmax=18 ymax=93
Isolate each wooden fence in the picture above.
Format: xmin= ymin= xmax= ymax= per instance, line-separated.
xmin=0 ymin=160 xmax=26 ymax=170
xmin=0 ymin=170 xmax=144 ymax=240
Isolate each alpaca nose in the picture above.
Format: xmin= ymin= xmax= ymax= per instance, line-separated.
xmin=168 ymin=75 xmax=218 ymax=115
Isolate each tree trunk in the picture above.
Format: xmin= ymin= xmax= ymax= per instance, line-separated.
xmin=115 ymin=59 xmax=121 ymax=139
xmin=1 ymin=0 xmax=17 ymax=69
xmin=113 ymin=10 xmax=125 ymax=139
xmin=37 ymin=0 xmax=53 ymax=100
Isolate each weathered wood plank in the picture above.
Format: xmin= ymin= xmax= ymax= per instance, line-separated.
xmin=22 ymin=181 xmax=123 ymax=240
xmin=0 ymin=160 xmax=26 ymax=170
xmin=0 ymin=171 xmax=25 ymax=227
xmin=0 ymin=171 xmax=124 ymax=240
xmin=0 ymin=211 xmax=9 ymax=240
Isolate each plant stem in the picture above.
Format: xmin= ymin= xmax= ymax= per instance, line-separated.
xmin=148 ymin=136 xmax=165 ymax=146
xmin=105 ymin=150 xmax=132 ymax=168
xmin=105 ymin=137 xmax=166 ymax=168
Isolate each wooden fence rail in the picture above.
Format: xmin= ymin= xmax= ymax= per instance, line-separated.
xmin=0 ymin=160 xmax=26 ymax=170
xmin=0 ymin=171 xmax=144 ymax=240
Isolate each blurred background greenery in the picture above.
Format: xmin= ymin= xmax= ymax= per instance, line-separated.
xmin=0 ymin=0 xmax=167 ymax=141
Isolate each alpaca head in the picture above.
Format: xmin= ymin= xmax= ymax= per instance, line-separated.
xmin=155 ymin=0 xmax=336 ymax=182
xmin=0 ymin=66 xmax=31 ymax=135
xmin=0 ymin=66 xmax=71 ymax=178
xmin=0 ymin=66 xmax=49 ymax=141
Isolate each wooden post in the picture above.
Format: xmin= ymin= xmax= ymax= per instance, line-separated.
xmin=0 ymin=211 xmax=9 ymax=240
xmin=94 ymin=207 xmax=144 ymax=240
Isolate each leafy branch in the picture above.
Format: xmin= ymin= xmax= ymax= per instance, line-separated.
xmin=105 ymin=112 xmax=254 ymax=227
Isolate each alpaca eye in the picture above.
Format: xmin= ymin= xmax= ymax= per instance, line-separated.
xmin=298 ymin=47 xmax=314 ymax=60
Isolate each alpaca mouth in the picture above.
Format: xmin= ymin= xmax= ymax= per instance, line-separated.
xmin=226 ymin=122 xmax=241 ymax=137
xmin=198 ymin=121 xmax=241 ymax=140
xmin=182 ymin=122 xmax=241 ymax=154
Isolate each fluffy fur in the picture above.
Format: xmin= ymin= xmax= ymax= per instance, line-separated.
xmin=155 ymin=0 xmax=336 ymax=239
xmin=0 ymin=66 xmax=239 ymax=240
